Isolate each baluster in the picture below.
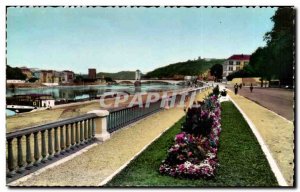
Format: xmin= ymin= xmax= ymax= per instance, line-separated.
xmin=60 ymin=126 xmax=65 ymax=154
xmin=41 ymin=130 xmax=47 ymax=163
xmin=114 ymin=112 xmax=117 ymax=131
xmin=129 ymin=107 xmax=133 ymax=123
xmin=112 ymin=113 xmax=115 ymax=131
xmin=33 ymin=132 xmax=41 ymax=166
xmin=122 ymin=110 xmax=125 ymax=126
xmin=124 ymin=109 xmax=127 ymax=125
xmin=25 ymin=134 xmax=33 ymax=169
xmin=17 ymin=136 xmax=25 ymax=173
xmin=119 ymin=111 xmax=121 ymax=127
xmin=92 ymin=118 xmax=96 ymax=138
xmin=88 ymin=119 xmax=92 ymax=141
xmin=133 ymin=107 xmax=136 ymax=119
xmin=70 ymin=123 xmax=75 ymax=149
xmin=132 ymin=107 xmax=135 ymax=120
xmin=75 ymin=122 xmax=80 ymax=147
xmin=120 ymin=110 xmax=123 ymax=127
xmin=142 ymin=104 xmax=145 ymax=116
xmin=123 ymin=109 xmax=127 ymax=126
xmin=119 ymin=111 xmax=122 ymax=128
xmin=48 ymin=129 xmax=54 ymax=160
xmin=137 ymin=106 xmax=141 ymax=119
xmin=84 ymin=120 xmax=88 ymax=143
xmin=116 ymin=112 xmax=119 ymax=129
xmin=65 ymin=124 xmax=70 ymax=152
xmin=7 ymin=138 xmax=15 ymax=177
xmin=87 ymin=119 xmax=90 ymax=141
xmin=107 ymin=115 xmax=111 ymax=132
xmin=115 ymin=112 xmax=118 ymax=130
xmin=54 ymin=127 xmax=60 ymax=157
xmin=80 ymin=121 xmax=84 ymax=145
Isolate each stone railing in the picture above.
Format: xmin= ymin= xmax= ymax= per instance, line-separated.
xmin=6 ymin=113 xmax=98 ymax=179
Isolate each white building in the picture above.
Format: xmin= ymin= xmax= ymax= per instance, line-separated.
xmin=222 ymin=54 xmax=250 ymax=80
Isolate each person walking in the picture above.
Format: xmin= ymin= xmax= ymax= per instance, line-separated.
xmin=250 ymin=83 xmax=253 ymax=93
xmin=239 ymin=83 xmax=242 ymax=89
xmin=234 ymin=83 xmax=239 ymax=95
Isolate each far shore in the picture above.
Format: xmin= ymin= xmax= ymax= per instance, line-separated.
xmin=6 ymin=82 xmax=110 ymax=89
xmin=6 ymin=87 xmax=197 ymax=133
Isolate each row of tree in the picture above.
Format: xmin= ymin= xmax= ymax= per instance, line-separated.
xmin=227 ymin=7 xmax=295 ymax=87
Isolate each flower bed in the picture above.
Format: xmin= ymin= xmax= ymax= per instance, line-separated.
xmin=159 ymin=94 xmax=221 ymax=179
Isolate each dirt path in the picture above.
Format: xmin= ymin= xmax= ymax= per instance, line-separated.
xmin=228 ymin=91 xmax=294 ymax=186
xmin=10 ymin=89 xmax=212 ymax=186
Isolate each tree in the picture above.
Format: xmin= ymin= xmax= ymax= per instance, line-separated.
xmin=226 ymin=69 xmax=253 ymax=81
xmin=210 ymin=64 xmax=223 ymax=80
xmin=249 ymin=7 xmax=295 ymax=87
xmin=6 ymin=65 xmax=27 ymax=80
xmin=104 ymin=77 xmax=113 ymax=82
xmin=264 ymin=7 xmax=295 ymax=86
xmin=249 ymin=47 xmax=273 ymax=87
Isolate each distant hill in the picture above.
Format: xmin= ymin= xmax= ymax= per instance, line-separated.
xmin=97 ymin=71 xmax=138 ymax=80
xmin=145 ymin=59 xmax=225 ymax=78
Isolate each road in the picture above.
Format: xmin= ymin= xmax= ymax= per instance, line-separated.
xmin=226 ymin=85 xmax=294 ymax=121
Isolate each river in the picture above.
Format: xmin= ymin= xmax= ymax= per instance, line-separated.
xmin=6 ymin=84 xmax=183 ymax=100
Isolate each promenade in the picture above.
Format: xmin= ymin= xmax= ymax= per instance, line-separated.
xmin=7 ymin=86 xmax=294 ymax=186
xmin=9 ymin=88 xmax=212 ymax=186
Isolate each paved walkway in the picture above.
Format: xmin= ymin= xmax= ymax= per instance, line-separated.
xmin=228 ymin=90 xmax=294 ymax=186
xmin=9 ymin=89 xmax=212 ymax=186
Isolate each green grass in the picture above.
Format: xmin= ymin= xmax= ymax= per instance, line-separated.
xmin=106 ymin=102 xmax=278 ymax=187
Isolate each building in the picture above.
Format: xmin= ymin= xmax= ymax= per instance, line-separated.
xmin=88 ymin=68 xmax=96 ymax=80
xmin=39 ymin=70 xmax=54 ymax=83
xmin=222 ymin=54 xmax=250 ymax=80
xmin=62 ymin=70 xmax=75 ymax=83
xmin=6 ymin=94 xmax=55 ymax=108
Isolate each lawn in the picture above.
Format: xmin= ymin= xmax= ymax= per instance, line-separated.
xmin=105 ymin=101 xmax=278 ymax=187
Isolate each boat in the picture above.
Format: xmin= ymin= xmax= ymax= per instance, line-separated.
xmin=6 ymin=93 xmax=55 ymax=113
xmin=6 ymin=105 xmax=36 ymax=113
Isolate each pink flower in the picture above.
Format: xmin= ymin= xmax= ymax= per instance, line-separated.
xmin=175 ymin=132 xmax=185 ymax=143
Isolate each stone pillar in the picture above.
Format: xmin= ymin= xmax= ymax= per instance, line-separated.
xmin=87 ymin=110 xmax=110 ymax=142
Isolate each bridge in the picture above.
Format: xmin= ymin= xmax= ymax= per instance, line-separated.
xmin=115 ymin=79 xmax=186 ymax=85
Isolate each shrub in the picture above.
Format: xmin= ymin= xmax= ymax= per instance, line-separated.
xmin=210 ymin=85 xmax=220 ymax=97
xmin=159 ymin=95 xmax=222 ymax=179
xmin=220 ymin=89 xmax=227 ymax=96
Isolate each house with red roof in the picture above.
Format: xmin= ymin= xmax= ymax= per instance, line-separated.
xmin=222 ymin=54 xmax=250 ymax=80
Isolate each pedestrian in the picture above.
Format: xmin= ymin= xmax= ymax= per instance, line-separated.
xmin=239 ymin=83 xmax=242 ymax=89
xmin=250 ymin=83 xmax=253 ymax=93
xmin=234 ymin=83 xmax=238 ymax=95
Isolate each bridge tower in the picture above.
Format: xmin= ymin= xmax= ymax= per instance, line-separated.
xmin=134 ymin=70 xmax=141 ymax=92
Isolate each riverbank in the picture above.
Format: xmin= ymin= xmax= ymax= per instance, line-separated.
xmin=6 ymin=87 xmax=196 ymax=133
xmin=7 ymin=82 xmax=108 ymax=89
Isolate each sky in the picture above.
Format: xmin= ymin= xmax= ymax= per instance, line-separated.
xmin=7 ymin=7 xmax=276 ymax=74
